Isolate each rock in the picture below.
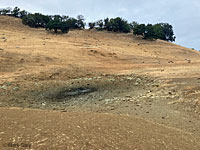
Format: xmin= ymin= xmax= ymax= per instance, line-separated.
xmin=0 ymin=48 xmax=4 ymax=51
xmin=136 ymin=78 xmax=141 ymax=82
xmin=126 ymin=77 xmax=134 ymax=80
xmin=125 ymin=95 xmax=132 ymax=98
xmin=41 ymin=102 xmax=46 ymax=106
xmin=168 ymin=60 xmax=174 ymax=63
xmin=13 ymin=87 xmax=19 ymax=91
xmin=135 ymin=82 xmax=139 ymax=85
xmin=105 ymin=99 xmax=113 ymax=104
xmin=83 ymin=78 xmax=92 ymax=81
xmin=110 ymin=107 xmax=115 ymax=110
xmin=0 ymin=85 xmax=7 ymax=90
xmin=168 ymin=92 xmax=173 ymax=95
xmin=107 ymin=78 xmax=115 ymax=82
xmin=5 ymin=82 xmax=12 ymax=86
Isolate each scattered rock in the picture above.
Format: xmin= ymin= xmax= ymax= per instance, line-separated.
xmin=0 ymin=85 xmax=7 ymax=90
xmin=61 ymin=110 xmax=67 ymax=112
xmin=110 ymin=107 xmax=115 ymax=110
xmin=168 ymin=61 xmax=174 ymax=63
xmin=41 ymin=102 xmax=46 ymax=106
xmin=107 ymin=78 xmax=115 ymax=82
xmin=5 ymin=82 xmax=12 ymax=86
xmin=168 ymin=92 xmax=173 ymax=95
xmin=136 ymin=78 xmax=142 ymax=82
xmin=134 ymin=82 xmax=139 ymax=86
xmin=105 ymin=99 xmax=112 ymax=104
xmin=126 ymin=77 xmax=134 ymax=80
xmin=125 ymin=95 xmax=132 ymax=98
xmin=13 ymin=87 xmax=19 ymax=91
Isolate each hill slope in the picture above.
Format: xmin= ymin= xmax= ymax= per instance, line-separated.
xmin=1 ymin=16 xmax=200 ymax=149
xmin=1 ymin=15 xmax=200 ymax=80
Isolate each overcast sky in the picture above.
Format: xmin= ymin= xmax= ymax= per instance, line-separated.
xmin=1 ymin=0 xmax=200 ymax=50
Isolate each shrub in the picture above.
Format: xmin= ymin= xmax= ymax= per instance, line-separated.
xmin=11 ymin=7 xmax=20 ymax=17
xmin=88 ymin=22 xmax=96 ymax=29
xmin=76 ymin=15 xmax=85 ymax=29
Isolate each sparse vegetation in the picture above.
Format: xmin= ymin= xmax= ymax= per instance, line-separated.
xmin=0 ymin=6 xmax=175 ymax=41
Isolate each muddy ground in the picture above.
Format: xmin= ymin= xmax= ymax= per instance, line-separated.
xmin=1 ymin=72 xmax=200 ymax=138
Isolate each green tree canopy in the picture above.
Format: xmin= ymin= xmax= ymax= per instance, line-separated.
xmin=0 ymin=6 xmax=176 ymax=39
xmin=133 ymin=24 xmax=146 ymax=36
xmin=90 ymin=17 xmax=131 ymax=33
xmin=88 ymin=22 xmax=96 ymax=29
xmin=144 ymin=24 xmax=156 ymax=39
xmin=46 ymin=19 xmax=70 ymax=33
xmin=11 ymin=7 xmax=20 ymax=17
xmin=133 ymin=23 xmax=176 ymax=42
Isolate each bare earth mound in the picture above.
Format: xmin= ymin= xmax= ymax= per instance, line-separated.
xmin=1 ymin=16 xmax=200 ymax=149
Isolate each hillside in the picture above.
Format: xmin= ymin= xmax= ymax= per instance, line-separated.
xmin=1 ymin=16 xmax=200 ymax=149
xmin=1 ymin=15 xmax=200 ymax=79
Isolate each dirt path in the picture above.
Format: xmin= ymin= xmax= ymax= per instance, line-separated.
xmin=0 ymin=107 xmax=200 ymax=150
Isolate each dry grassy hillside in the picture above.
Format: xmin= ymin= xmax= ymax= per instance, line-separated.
xmin=1 ymin=16 xmax=200 ymax=149
xmin=1 ymin=15 xmax=200 ymax=81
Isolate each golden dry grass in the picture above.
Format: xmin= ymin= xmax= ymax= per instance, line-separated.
xmin=1 ymin=15 xmax=200 ymax=81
